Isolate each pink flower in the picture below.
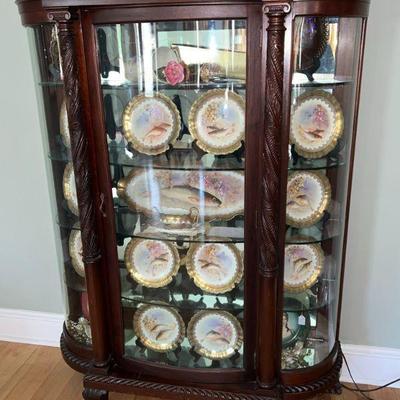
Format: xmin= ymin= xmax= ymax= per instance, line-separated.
xmin=164 ymin=61 xmax=185 ymax=86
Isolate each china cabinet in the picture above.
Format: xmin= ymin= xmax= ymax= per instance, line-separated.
xmin=15 ymin=0 xmax=370 ymax=398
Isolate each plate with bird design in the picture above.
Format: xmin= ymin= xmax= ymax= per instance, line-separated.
xmin=124 ymin=239 xmax=180 ymax=288
xmin=122 ymin=93 xmax=181 ymax=156
xmin=284 ymin=243 xmax=324 ymax=292
xmin=63 ymin=162 xmax=79 ymax=216
xmin=189 ymin=89 xmax=245 ymax=155
xmin=134 ymin=305 xmax=185 ymax=352
xmin=286 ymin=171 xmax=331 ymax=228
xmin=290 ymin=90 xmax=344 ymax=159
xmin=188 ymin=310 xmax=243 ymax=360
xmin=69 ymin=228 xmax=85 ymax=278
xmin=186 ymin=243 xmax=243 ymax=294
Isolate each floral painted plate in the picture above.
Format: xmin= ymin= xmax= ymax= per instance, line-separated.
xmin=122 ymin=93 xmax=181 ymax=156
xmin=188 ymin=310 xmax=243 ymax=360
xmin=59 ymin=97 xmax=70 ymax=148
xmin=117 ymin=169 xmax=244 ymax=221
xmin=69 ymin=228 xmax=85 ymax=278
xmin=186 ymin=243 xmax=243 ymax=294
xmin=286 ymin=171 xmax=331 ymax=228
xmin=124 ymin=239 xmax=180 ymax=288
xmin=290 ymin=90 xmax=344 ymax=159
xmin=284 ymin=244 xmax=324 ymax=292
xmin=63 ymin=162 xmax=79 ymax=216
xmin=134 ymin=305 xmax=185 ymax=352
xmin=189 ymin=89 xmax=245 ymax=155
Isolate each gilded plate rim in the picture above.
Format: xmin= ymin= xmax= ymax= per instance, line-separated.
xmin=122 ymin=93 xmax=181 ymax=156
xmin=188 ymin=89 xmax=245 ymax=155
xmin=290 ymin=90 xmax=344 ymax=159
xmin=286 ymin=171 xmax=331 ymax=228
xmin=124 ymin=238 xmax=180 ymax=288
xmin=284 ymin=243 xmax=324 ymax=293
xmin=186 ymin=243 xmax=243 ymax=294
xmin=187 ymin=310 xmax=243 ymax=360
xmin=63 ymin=162 xmax=79 ymax=216
xmin=133 ymin=304 xmax=185 ymax=352
xmin=69 ymin=228 xmax=85 ymax=278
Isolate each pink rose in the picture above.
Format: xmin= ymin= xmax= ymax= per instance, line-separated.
xmin=164 ymin=61 xmax=185 ymax=86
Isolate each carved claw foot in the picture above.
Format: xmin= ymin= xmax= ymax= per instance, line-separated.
xmin=327 ymin=382 xmax=342 ymax=395
xmin=82 ymin=387 xmax=109 ymax=400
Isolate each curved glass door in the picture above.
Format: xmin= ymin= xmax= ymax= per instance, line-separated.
xmin=96 ymin=20 xmax=246 ymax=369
xmin=282 ymin=17 xmax=363 ymax=369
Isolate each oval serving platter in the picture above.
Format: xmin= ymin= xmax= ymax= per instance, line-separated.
xmin=63 ymin=162 xmax=79 ymax=216
xmin=117 ymin=169 xmax=244 ymax=221
xmin=186 ymin=243 xmax=243 ymax=294
xmin=290 ymin=90 xmax=344 ymax=159
xmin=188 ymin=310 xmax=243 ymax=360
xmin=134 ymin=305 xmax=185 ymax=352
xmin=69 ymin=228 xmax=85 ymax=278
xmin=189 ymin=89 xmax=245 ymax=155
xmin=124 ymin=238 xmax=180 ymax=288
xmin=122 ymin=93 xmax=181 ymax=156
xmin=284 ymin=243 xmax=324 ymax=292
xmin=286 ymin=171 xmax=331 ymax=228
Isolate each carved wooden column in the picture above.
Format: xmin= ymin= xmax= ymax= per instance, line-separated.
xmin=48 ymin=10 xmax=109 ymax=369
xmin=257 ymin=1 xmax=291 ymax=387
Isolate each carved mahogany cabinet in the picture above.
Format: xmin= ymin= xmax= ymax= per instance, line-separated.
xmin=16 ymin=0 xmax=370 ymax=398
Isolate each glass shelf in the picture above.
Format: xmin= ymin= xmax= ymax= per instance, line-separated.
xmin=285 ymin=220 xmax=339 ymax=244
xmin=288 ymin=154 xmax=345 ymax=171
xmin=283 ymin=291 xmax=332 ymax=313
xmin=292 ymin=73 xmax=352 ymax=88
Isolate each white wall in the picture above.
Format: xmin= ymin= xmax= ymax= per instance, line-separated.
xmin=0 ymin=0 xmax=399 ymax=348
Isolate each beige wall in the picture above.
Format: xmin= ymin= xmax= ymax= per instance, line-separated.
xmin=0 ymin=0 xmax=399 ymax=348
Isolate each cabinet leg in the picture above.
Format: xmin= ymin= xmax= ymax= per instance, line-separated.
xmin=327 ymin=382 xmax=342 ymax=395
xmin=82 ymin=387 xmax=109 ymax=400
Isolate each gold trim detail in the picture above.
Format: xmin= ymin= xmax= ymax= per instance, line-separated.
xmin=122 ymin=93 xmax=181 ymax=156
xmin=188 ymin=89 xmax=245 ymax=155
xmin=290 ymin=90 xmax=344 ymax=159
xmin=133 ymin=305 xmax=185 ymax=352
xmin=187 ymin=310 xmax=243 ymax=360
xmin=63 ymin=162 xmax=79 ymax=216
xmin=284 ymin=243 xmax=324 ymax=293
xmin=286 ymin=171 xmax=331 ymax=228
xmin=124 ymin=238 xmax=180 ymax=288
xmin=186 ymin=243 xmax=243 ymax=294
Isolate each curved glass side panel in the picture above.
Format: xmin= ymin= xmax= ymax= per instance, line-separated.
xmin=28 ymin=25 xmax=92 ymax=347
xmin=282 ymin=17 xmax=363 ymax=369
xmin=96 ymin=20 xmax=246 ymax=369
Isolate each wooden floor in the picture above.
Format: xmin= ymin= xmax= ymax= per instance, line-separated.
xmin=0 ymin=341 xmax=398 ymax=400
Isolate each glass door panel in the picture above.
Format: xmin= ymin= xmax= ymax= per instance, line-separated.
xmin=282 ymin=17 xmax=363 ymax=369
xmin=96 ymin=20 xmax=246 ymax=369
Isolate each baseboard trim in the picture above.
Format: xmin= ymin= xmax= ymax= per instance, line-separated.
xmin=0 ymin=308 xmax=63 ymax=347
xmin=0 ymin=309 xmax=399 ymax=388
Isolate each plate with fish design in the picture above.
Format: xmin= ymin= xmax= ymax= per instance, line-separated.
xmin=186 ymin=243 xmax=243 ymax=294
xmin=282 ymin=299 xmax=310 ymax=349
xmin=284 ymin=244 xmax=324 ymax=292
xmin=69 ymin=228 xmax=85 ymax=278
xmin=122 ymin=93 xmax=181 ymax=156
xmin=124 ymin=238 xmax=180 ymax=288
xmin=286 ymin=171 xmax=331 ymax=228
xmin=134 ymin=305 xmax=185 ymax=352
xmin=117 ymin=169 xmax=244 ymax=221
xmin=188 ymin=310 xmax=243 ymax=360
xmin=63 ymin=162 xmax=79 ymax=216
xmin=189 ymin=89 xmax=245 ymax=155
xmin=290 ymin=90 xmax=344 ymax=159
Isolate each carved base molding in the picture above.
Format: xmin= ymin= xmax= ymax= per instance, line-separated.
xmin=60 ymin=333 xmax=92 ymax=374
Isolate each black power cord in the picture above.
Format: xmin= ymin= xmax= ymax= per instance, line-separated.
xmin=339 ymin=348 xmax=400 ymax=399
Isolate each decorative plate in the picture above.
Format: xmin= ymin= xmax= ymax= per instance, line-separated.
xmin=282 ymin=297 xmax=310 ymax=347
xmin=286 ymin=171 xmax=331 ymax=228
xmin=188 ymin=310 xmax=243 ymax=360
xmin=290 ymin=90 xmax=344 ymax=158
xmin=124 ymin=239 xmax=180 ymax=288
xmin=189 ymin=89 xmax=245 ymax=155
xmin=186 ymin=243 xmax=243 ymax=294
xmin=59 ymin=98 xmax=70 ymax=148
xmin=133 ymin=305 xmax=185 ymax=352
xmin=69 ymin=229 xmax=85 ymax=278
xmin=117 ymin=169 xmax=244 ymax=221
xmin=63 ymin=162 xmax=79 ymax=216
xmin=66 ymin=318 xmax=92 ymax=346
xmin=284 ymin=244 xmax=324 ymax=292
xmin=122 ymin=93 xmax=181 ymax=156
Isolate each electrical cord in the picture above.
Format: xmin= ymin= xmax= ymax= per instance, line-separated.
xmin=339 ymin=348 xmax=400 ymax=399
